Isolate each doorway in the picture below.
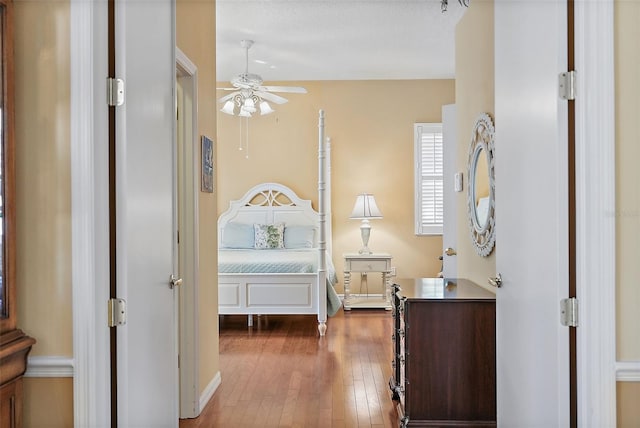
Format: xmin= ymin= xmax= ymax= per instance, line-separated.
xmin=176 ymin=48 xmax=201 ymax=419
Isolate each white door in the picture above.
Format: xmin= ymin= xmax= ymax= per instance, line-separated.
xmin=442 ymin=104 xmax=457 ymax=278
xmin=114 ymin=0 xmax=178 ymax=426
xmin=494 ymin=0 xmax=570 ymax=426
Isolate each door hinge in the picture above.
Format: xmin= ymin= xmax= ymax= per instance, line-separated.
xmin=108 ymin=298 xmax=127 ymax=327
xmin=559 ymin=71 xmax=576 ymax=101
xmin=560 ymin=297 xmax=578 ymax=327
xmin=107 ymin=77 xmax=125 ymax=107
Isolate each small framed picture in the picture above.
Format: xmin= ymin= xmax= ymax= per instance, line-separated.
xmin=201 ymin=135 xmax=214 ymax=193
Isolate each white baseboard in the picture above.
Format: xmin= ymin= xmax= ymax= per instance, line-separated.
xmin=616 ymin=361 xmax=640 ymax=382
xmin=25 ymin=356 xmax=75 ymax=378
xmin=199 ymin=371 xmax=221 ymax=411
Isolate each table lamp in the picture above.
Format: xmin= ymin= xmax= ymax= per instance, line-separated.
xmin=349 ymin=193 xmax=383 ymax=254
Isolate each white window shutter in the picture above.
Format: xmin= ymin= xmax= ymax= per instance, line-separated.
xmin=415 ymin=123 xmax=444 ymax=235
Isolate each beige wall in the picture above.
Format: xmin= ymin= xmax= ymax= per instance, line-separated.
xmin=618 ymin=382 xmax=640 ymax=427
xmin=14 ymin=1 xmax=73 ymax=426
xmin=615 ymin=0 xmax=640 ymax=362
xmin=615 ymin=0 xmax=640 ymax=424
xmin=217 ymin=80 xmax=455 ymax=289
xmin=454 ymin=0 xmax=495 ymax=286
xmin=23 ymin=378 xmax=73 ymax=427
xmin=176 ymin=0 xmax=220 ymax=398
xmin=15 ymin=0 xmax=71 ymax=359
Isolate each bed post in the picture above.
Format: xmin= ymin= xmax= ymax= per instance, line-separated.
xmin=317 ymin=110 xmax=328 ymax=336
xmin=326 ymin=137 xmax=332 ymax=259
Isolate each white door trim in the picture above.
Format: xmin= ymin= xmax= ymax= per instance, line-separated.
xmin=70 ymin=0 xmax=110 ymax=426
xmin=176 ymin=47 xmax=201 ymax=419
xmin=574 ymin=0 xmax=617 ymax=426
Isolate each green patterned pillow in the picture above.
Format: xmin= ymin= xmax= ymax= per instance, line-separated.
xmin=254 ymin=223 xmax=285 ymax=249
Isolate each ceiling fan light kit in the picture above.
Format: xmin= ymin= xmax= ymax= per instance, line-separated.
xmin=218 ymin=39 xmax=307 ymax=117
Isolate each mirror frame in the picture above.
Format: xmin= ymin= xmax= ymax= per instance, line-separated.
xmin=466 ymin=113 xmax=496 ymax=257
xmin=0 ymin=0 xmax=15 ymax=332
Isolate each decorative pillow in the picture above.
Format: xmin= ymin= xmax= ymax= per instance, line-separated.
xmin=284 ymin=225 xmax=316 ymax=249
xmin=221 ymin=222 xmax=255 ymax=249
xmin=254 ymin=223 xmax=285 ymax=249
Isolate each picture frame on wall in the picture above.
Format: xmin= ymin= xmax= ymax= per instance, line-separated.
xmin=201 ymin=135 xmax=214 ymax=193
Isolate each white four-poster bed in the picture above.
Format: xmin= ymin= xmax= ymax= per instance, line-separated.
xmin=217 ymin=110 xmax=339 ymax=336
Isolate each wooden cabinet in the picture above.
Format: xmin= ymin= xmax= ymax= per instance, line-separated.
xmin=1 ymin=338 xmax=31 ymax=428
xmin=0 ymin=1 xmax=35 ymax=426
xmin=390 ymin=278 xmax=496 ymax=427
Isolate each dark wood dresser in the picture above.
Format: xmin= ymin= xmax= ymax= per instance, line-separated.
xmin=389 ymin=278 xmax=496 ymax=427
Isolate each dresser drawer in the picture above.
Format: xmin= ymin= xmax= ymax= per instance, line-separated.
xmin=348 ymin=259 xmax=389 ymax=272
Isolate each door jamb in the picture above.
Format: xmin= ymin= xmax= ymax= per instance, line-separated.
xmin=70 ymin=0 xmax=111 ymax=426
xmin=574 ymin=0 xmax=617 ymax=426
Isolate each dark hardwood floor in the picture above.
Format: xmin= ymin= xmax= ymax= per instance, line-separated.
xmin=180 ymin=309 xmax=397 ymax=428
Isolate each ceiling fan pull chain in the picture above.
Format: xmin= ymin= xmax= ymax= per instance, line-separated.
xmin=245 ymin=117 xmax=250 ymax=159
xmin=244 ymin=40 xmax=249 ymax=74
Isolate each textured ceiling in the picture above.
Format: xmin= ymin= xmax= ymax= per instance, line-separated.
xmin=216 ymin=0 xmax=468 ymax=83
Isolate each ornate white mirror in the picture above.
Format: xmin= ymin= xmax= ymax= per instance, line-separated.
xmin=467 ymin=113 xmax=496 ymax=257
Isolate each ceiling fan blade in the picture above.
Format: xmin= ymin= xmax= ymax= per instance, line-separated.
xmin=258 ymin=85 xmax=307 ymax=94
xmin=218 ymin=91 xmax=240 ymax=102
xmin=254 ymin=91 xmax=289 ymax=105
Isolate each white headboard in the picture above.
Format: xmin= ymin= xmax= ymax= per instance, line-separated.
xmin=218 ymin=183 xmax=320 ymax=247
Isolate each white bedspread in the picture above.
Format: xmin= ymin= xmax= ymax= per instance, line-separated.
xmin=219 ymin=248 xmax=335 ymax=280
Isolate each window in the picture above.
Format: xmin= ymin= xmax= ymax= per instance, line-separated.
xmin=414 ymin=123 xmax=444 ymax=235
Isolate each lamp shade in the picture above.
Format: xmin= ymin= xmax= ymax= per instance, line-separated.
xmin=349 ymin=193 xmax=382 ymax=219
xmin=221 ymin=100 xmax=235 ymax=115
xmin=243 ymin=97 xmax=256 ymax=113
xmin=259 ymin=100 xmax=274 ymax=115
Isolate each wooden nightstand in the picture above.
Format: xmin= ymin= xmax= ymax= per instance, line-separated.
xmin=343 ymin=253 xmax=392 ymax=310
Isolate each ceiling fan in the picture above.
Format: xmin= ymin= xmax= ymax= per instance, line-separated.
xmin=217 ymin=39 xmax=307 ymax=117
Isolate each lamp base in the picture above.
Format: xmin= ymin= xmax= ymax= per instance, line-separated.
xmin=358 ymin=220 xmax=373 ymax=255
